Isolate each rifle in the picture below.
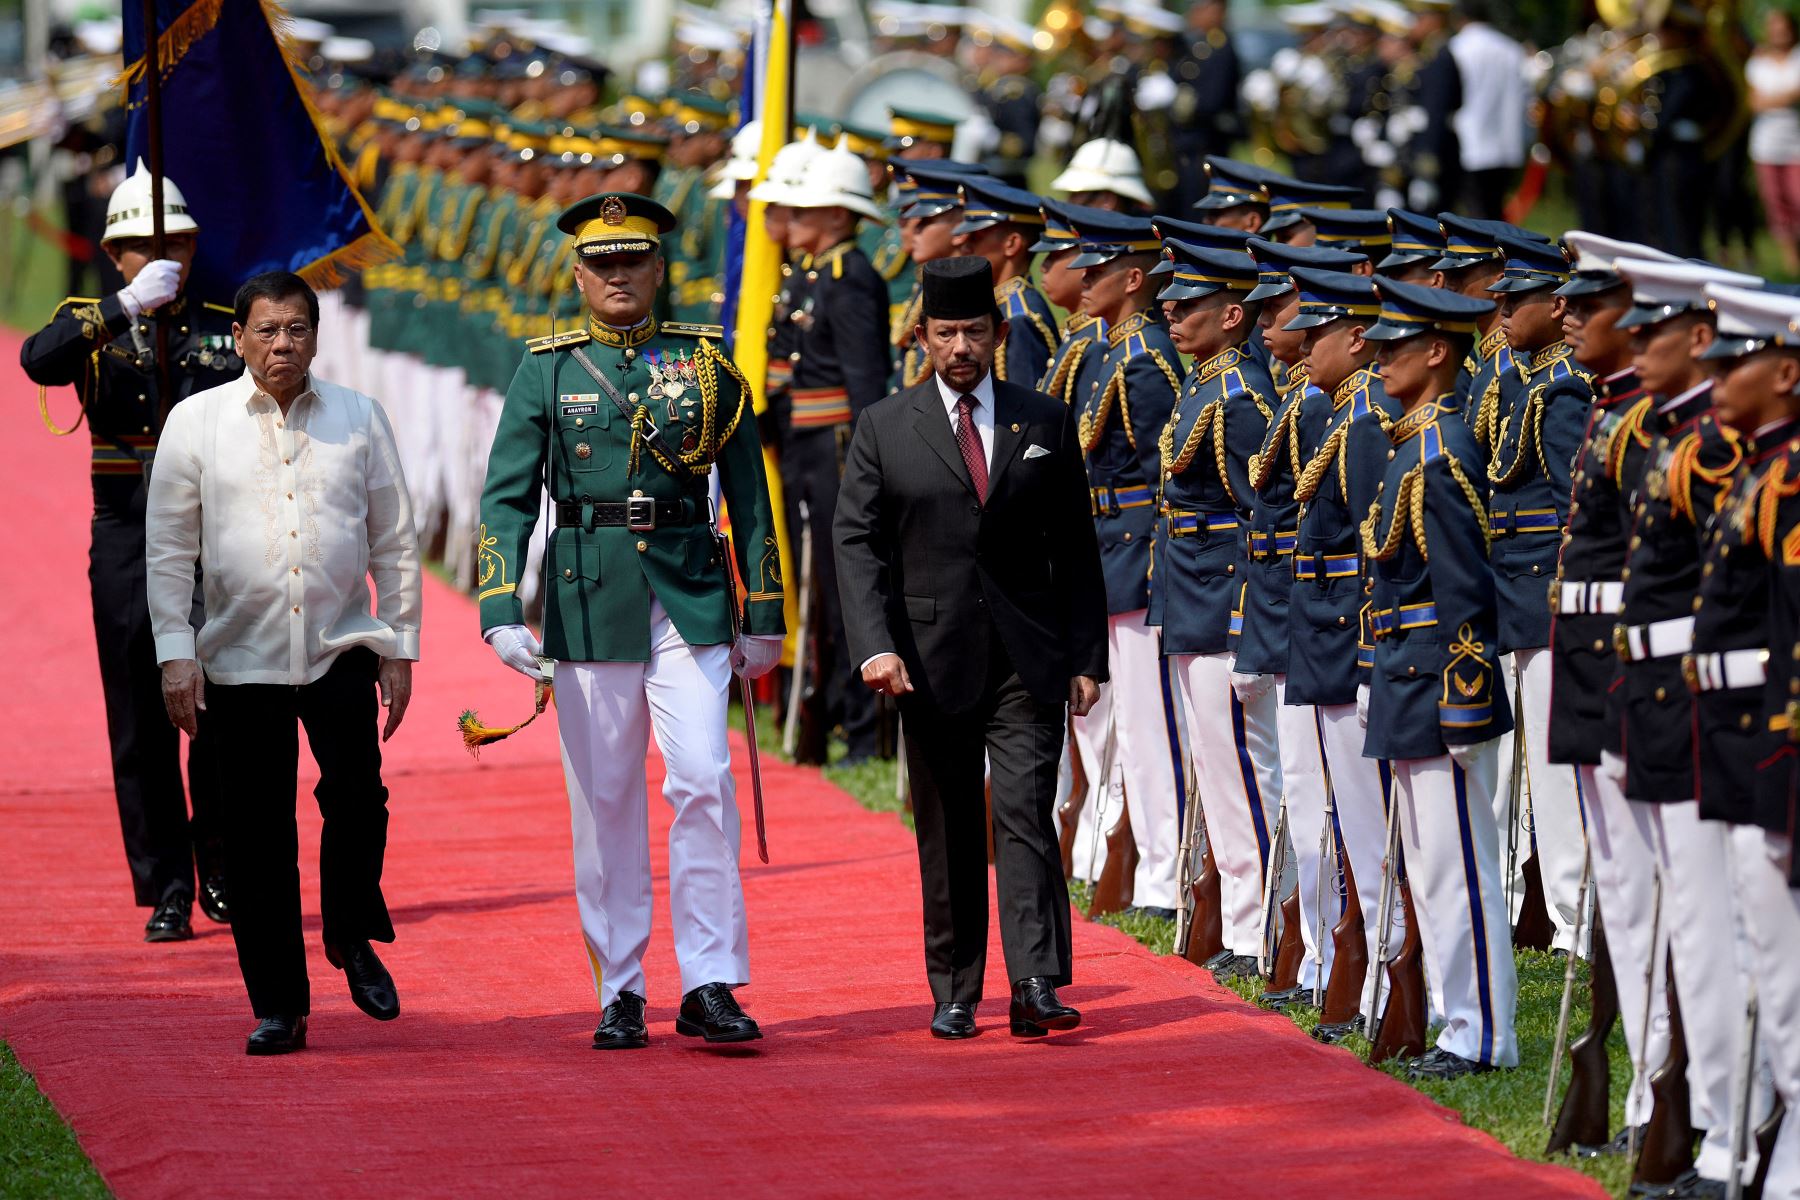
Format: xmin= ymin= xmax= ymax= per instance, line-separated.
xmin=1754 ymin=1103 xmax=1787 ymax=1200
xmin=1058 ymin=715 xmax=1089 ymax=879
xmin=1513 ymin=851 xmax=1557 ymax=951
xmin=1547 ymin=907 xmax=1619 ymax=1155
xmin=781 ymin=520 xmax=814 ymax=759
xmin=1630 ymin=875 xmax=1666 ymax=1163
xmin=1727 ymin=985 xmax=1759 ymax=1200
xmin=1091 ymin=801 xmax=1137 ymax=916
xmin=1184 ymin=812 xmax=1227 ymax=966
xmin=1175 ymin=755 xmax=1200 ymax=955
xmin=1633 ymin=951 xmax=1697 ymax=1190
xmin=1545 ymin=850 xmax=1593 ymax=1125
xmin=1311 ymin=785 xmax=1338 ymax=1008
xmin=1370 ymin=878 xmax=1428 ymax=1064
xmin=1084 ymin=702 xmax=1120 ymax=888
xmin=1365 ymin=787 xmax=1403 ymax=1031
xmin=1258 ymin=797 xmax=1292 ymax=977
xmin=1319 ymin=839 xmax=1369 ymax=1027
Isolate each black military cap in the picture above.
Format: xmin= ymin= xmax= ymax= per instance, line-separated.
xmin=1244 ymin=237 xmax=1369 ymax=302
xmin=1259 ymin=177 xmax=1362 ymax=236
xmin=954 ymin=176 xmax=1046 ymax=237
xmin=1485 ymin=233 xmax=1572 ymax=294
xmin=922 ymin=255 xmax=1000 ymax=321
xmin=1147 ymin=216 xmax=1252 ymax=276
xmin=1282 ymin=266 xmax=1381 ymax=330
xmin=1299 ymin=207 xmax=1393 ymax=254
xmin=1362 ymin=277 xmax=1496 ymax=341
xmin=1381 ymin=209 xmax=1446 ymax=271
xmin=1155 ymin=240 xmax=1259 ymax=302
xmin=1194 ymin=156 xmax=1271 ymax=213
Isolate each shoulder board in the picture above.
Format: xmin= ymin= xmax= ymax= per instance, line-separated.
xmin=55 ymin=295 xmax=104 ymax=315
xmin=661 ymin=321 xmax=725 ymax=339
xmin=202 ymin=302 xmax=235 ymax=316
xmin=527 ymin=328 xmax=591 ymax=353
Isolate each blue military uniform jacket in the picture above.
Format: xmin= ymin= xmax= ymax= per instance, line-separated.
xmin=996 ymin=275 xmax=1058 ymax=392
xmin=1150 ymin=342 xmax=1270 ymax=654
xmin=1075 ymin=310 xmax=1184 ymax=615
xmin=1235 ymin=360 xmax=1327 ymax=674
xmin=1041 ymin=312 xmax=1106 ymax=405
xmin=1288 ymin=365 xmax=1399 ymax=706
xmin=1459 ymin=326 xmax=1516 ymax=456
xmin=1361 ymin=396 xmax=1513 ymax=760
xmin=1487 ymin=341 xmax=1592 ymax=652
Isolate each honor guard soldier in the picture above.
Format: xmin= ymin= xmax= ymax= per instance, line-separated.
xmin=1611 ymin=257 xmax=1765 ymax=1186
xmin=1432 ymin=214 xmax=1531 ymax=451
xmin=476 ymin=192 xmax=785 ymax=1049
xmin=1253 ymin=253 xmax=1399 ymax=1033
xmin=782 ymin=139 xmax=897 ymax=765
xmin=20 ymin=162 xmax=236 ymax=942
xmin=1147 ymin=215 xmax=1261 ymax=373
xmin=1376 ymin=209 xmax=1447 ymax=284
xmin=1035 ymin=200 xmax=1111 ymax=404
xmin=1152 ymin=241 xmax=1276 ymax=971
xmin=893 ymin=160 xmax=991 ymax=393
xmin=1482 ymin=233 xmax=1591 ymax=951
xmin=1545 ymin=232 xmax=1679 ymax=1144
xmin=1192 ymin=157 xmax=1273 ymax=233
xmin=748 ymin=133 xmax=825 ymax=429
xmin=1356 ymin=276 xmax=1517 ymax=1080
xmin=969 ymin=16 xmax=1043 ymax=189
xmin=1167 ymin=0 xmax=1243 ymax=214
xmin=1256 ymin=176 xmax=1361 ymax=248
xmin=1297 ymin=208 xmax=1394 ymax=259
xmin=952 ymin=176 xmax=1058 ymax=389
xmin=1062 ymin=208 xmax=1186 ymax=913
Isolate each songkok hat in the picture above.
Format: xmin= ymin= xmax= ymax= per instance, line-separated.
xmin=1244 ymin=237 xmax=1369 ymax=302
xmin=1282 ymin=266 xmax=1381 ymax=330
xmin=1362 ymin=276 xmax=1496 ymax=341
xmin=921 ymin=256 xmax=1001 ymax=321
xmin=556 ymin=192 xmax=677 ymax=258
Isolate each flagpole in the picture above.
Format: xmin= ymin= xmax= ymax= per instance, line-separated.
xmin=140 ymin=0 xmax=173 ymax=429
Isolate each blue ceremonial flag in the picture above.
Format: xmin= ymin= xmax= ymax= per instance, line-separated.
xmin=120 ymin=0 xmax=396 ymax=299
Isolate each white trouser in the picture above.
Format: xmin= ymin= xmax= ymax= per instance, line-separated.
xmin=1069 ymin=613 xmax=1182 ymax=908
xmin=1068 ymin=675 xmax=1113 ymax=885
xmin=1730 ymin=825 xmax=1800 ymax=1198
xmin=1630 ymin=798 xmax=1757 ymax=1183
xmin=1493 ymin=648 xmax=1587 ymax=951
xmin=1584 ymin=754 xmax=1671 ymax=1128
xmin=1173 ymin=651 xmax=1281 ymax=955
xmin=1394 ymin=742 xmax=1519 ymax=1066
xmin=1269 ymin=676 xmax=1331 ymax=988
xmin=554 ymin=599 xmax=748 ymax=1008
xmin=1317 ymin=702 xmax=1400 ymax=1013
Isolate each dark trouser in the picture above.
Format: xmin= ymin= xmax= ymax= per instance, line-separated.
xmin=1460 ymin=167 xmax=1516 ymax=221
xmin=1647 ymin=147 xmax=1710 ymax=260
xmin=781 ymin=425 xmax=878 ymax=757
xmin=204 ymin=648 xmax=394 ymax=1017
xmin=900 ymin=645 xmax=1072 ymax=1003
xmin=90 ymin=490 xmax=221 ymax=907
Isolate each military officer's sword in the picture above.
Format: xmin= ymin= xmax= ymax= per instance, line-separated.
xmin=712 ymin=503 xmax=770 ymax=864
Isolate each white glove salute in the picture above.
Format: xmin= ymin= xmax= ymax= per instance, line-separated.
xmin=732 ymin=634 xmax=783 ymax=680
xmin=485 ymin=624 xmax=545 ymax=681
xmin=118 ymin=260 xmax=183 ymax=318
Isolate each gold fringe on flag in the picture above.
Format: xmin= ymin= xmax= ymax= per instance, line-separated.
xmin=457 ymin=677 xmax=554 ymax=758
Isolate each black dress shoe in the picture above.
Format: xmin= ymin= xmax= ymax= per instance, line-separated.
xmin=931 ymin=1002 xmax=977 ymax=1039
xmin=1010 ymin=977 xmax=1080 ymax=1037
xmin=593 ymin=991 xmax=649 ymax=1049
xmin=1311 ymin=1014 xmax=1365 ymax=1044
xmin=676 ymin=983 xmax=762 ymax=1043
xmin=1631 ymin=1170 xmax=1728 ymax=1200
xmin=198 ymin=873 xmax=230 ymax=924
xmin=1257 ymin=984 xmax=1313 ymax=1012
xmin=144 ymin=895 xmax=194 ymax=943
xmin=246 ymin=1015 xmax=307 ymax=1056
xmin=1574 ymin=1124 xmax=1644 ymax=1159
xmin=336 ymin=941 xmax=400 ymax=1021
xmin=1406 ymin=1046 xmax=1498 ymax=1080
xmin=1210 ymin=954 xmax=1261 ymax=983
xmin=1202 ymin=949 xmax=1236 ymax=972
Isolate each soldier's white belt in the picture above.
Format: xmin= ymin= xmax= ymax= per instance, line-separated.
xmin=1617 ymin=615 xmax=1695 ymax=661
xmin=1682 ymin=648 xmax=1769 ymax=693
xmin=1555 ymin=581 xmax=1624 ymax=615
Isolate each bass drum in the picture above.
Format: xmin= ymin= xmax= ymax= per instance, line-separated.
xmin=832 ymin=51 xmax=981 ymax=157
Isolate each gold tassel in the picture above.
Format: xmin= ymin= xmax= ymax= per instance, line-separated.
xmin=457 ymin=677 xmax=553 ymax=758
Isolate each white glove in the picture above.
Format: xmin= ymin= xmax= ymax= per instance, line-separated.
xmin=484 ymin=624 xmax=545 ymax=681
xmin=1356 ymin=683 xmax=1371 ymax=728
xmin=732 ymin=634 xmax=783 ymax=680
xmin=118 ymin=259 xmax=183 ymax=318
xmin=1230 ymin=671 xmax=1272 ymax=704
xmin=1448 ymin=741 xmax=1482 ymax=774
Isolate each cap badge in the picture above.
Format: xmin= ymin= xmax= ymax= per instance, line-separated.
xmin=600 ymin=197 xmax=627 ymax=226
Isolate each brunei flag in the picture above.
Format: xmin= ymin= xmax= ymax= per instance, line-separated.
xmin=119 ymin=0 xmax=396 ymax=298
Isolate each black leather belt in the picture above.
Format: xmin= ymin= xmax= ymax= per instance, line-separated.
xmin=554 ymin=497 xmax=699 ymax=532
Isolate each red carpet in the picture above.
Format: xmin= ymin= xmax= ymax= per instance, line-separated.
xmin=0 ymin=330 xmax=1605 ymax=1199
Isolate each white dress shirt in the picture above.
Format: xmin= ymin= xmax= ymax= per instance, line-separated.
xmin=1450 ymin=23 xmax=1530 ymax=172
xmin=934 ymin=368 xmax=996 ymax=471
xmin=147 ymin=370 xmax=423 ymax=686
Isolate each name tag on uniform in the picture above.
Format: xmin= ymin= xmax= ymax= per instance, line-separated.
xmin=559 ymin=394 xmax=599 ymax=416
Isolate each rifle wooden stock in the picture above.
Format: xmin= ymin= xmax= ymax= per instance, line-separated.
xmin=1270 ymin=887 xmax=1304 ymax=990
xmin=1320 ymin=854 xmax=1368 ymax=1026
xmin=1058 ymin=717 xmax=1089 ymax=879
xmin=1370 ymin=880 xmax=1427 ymax=1064
xmin=1513 ymin=851 xmax=1556 ymax=951
xmin=1548 ymin=910 xmax=1618 ymax=1155
xmin=1090 ymin=802 xmax=1137 ymax=916
xmin=1633 ymin=952 xmax=1697 ymax=1188
xmin=1184 ymin=844 xmax=1226 ymax=965
xmin=1754 ymin=1100 xmax=1786 ymax=1199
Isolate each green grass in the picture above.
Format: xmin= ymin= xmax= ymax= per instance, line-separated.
xmin=772 ymin=708 xmax=1640 ymax=1199
xmin=0 ymin=204 xmax=80 ymax=334
xmin=0 ymin=1045 xmax=110 ymax=1200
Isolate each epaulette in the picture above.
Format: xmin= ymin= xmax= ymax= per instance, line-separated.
xmin=55 ymin=295 xmax=103 ymax=313
xmin=661 ymin=321 xmax=724 ymax=339
xmin=527 ymin=328 xmax=591 ymax=353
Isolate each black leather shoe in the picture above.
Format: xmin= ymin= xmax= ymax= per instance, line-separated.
xmin=198 ymin=872 xmax=230 ymax=924
xmin=144 ymin=895 xmax=194 ymax=943
xmin=1257 ymin=984 xmax=1314 ymax=1012
xmin=1574 ymin=1124 xmax=1644 ymax=1159
xmin=1202 ymin=949 xmax=1236 ymax=971
xmin=1210 ymin=954 xmax=1260 ymax=982
xmin=1631 ymin=1170 xmax=1728 ymax=1200
xmin=1406 ymin=1046 xmax=1498 ymax=1080
xmin=246 ymin=1015 xmax=307 ymax=1055
xmin=1311 ymin=1014 xmax=1365 ymax=1044
xmin=1010 ymin=977 xmax=1080 ymax=1037
xmin=593 ymin=991 xmax=649 ymax=1049
xmin=676 ymin=983 xmax=762 ymax=1043
xmin=336 ymin=941 xmax=400 ymax=1021
xmin=931 ymin=1002 xmax=977 ymax=1039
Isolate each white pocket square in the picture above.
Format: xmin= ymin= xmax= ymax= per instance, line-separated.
xmin=1023 ymin=444 xmax=1052 ymax=460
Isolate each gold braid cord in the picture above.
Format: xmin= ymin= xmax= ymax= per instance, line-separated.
xmin=1362 ymin=467 xmax=1421 ymax=562
xmin=1080 ymin=364 xmax=1125 ymax=453
xmin=1756 ymin=457 xmax=1800 ymax=557
xmin=1046 ymin=340 xmax=1090 ymax=405
xmin=1295 ymin=420 xmax=1349 ymax=504
xmin=695 ymin=338 xmax=749 ymax=466
xmin=1670 ymin=427 xmax=1744 ymax=522
xmin=1249 ymin=391 xmax=1300 ymax=493
xmin=1489 ymin=384 xmax=1543 ymax=487
xmin=1163 ymin=397 xmax=1223 ymax=479
xmin=1605 ymin=397 xmax=1654 ymax=482
xmin=1477 ymin=372 xmax=1504 ymax=453
xmin=1446 ymin=454 xmax=1493 ymax=549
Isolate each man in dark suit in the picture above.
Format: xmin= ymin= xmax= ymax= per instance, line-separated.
xmin=835 ymin=257 xmax=1109 ymax=1040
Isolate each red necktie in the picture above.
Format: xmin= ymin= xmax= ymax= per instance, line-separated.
xmin=955 ymin=394 xmax=988 ymax=503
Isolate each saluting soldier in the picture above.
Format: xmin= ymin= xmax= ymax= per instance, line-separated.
xmin=20 ymin=163 xmax=237 ymax=942
xmin=1035 ymin=201 xmax=1111 ymax=405
xmin=1481 ymin=234 xmax=1591 ymax=951
xmin=1152 ymin=241 xmax=1274 ymax=968
xmin=1355 ymin=276 xmax=1516 ymax=1080
xmin=952 ymin=176 xmax=1058 ymax=389
xmin=476 ymin=193 xmax=784 ymax=1050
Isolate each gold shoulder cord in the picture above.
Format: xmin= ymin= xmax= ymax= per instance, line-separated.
xmin=1489 ymin=383 xmax=1544 ymax=487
